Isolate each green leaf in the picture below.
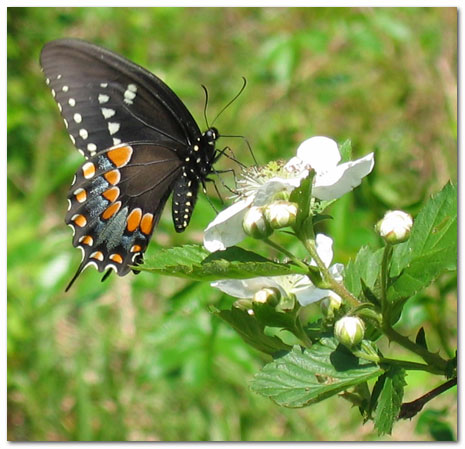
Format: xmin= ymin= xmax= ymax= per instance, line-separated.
xmin=415 ymin=327 xmax=428 ymax=350
xmin=374 ymin=366 xmax=406 ymax=435
xmin=339 ymin=139 xmax=353 ymax=162
xmin=250 ymin=338 xmax=383 ymax=407
xmin=389 ymin=183 xmax=457 ymax=301
xmin=345 ymin=246 xmax=383 ymax=298
xmin=140 ymin=245 xmax=307 ymax=281
xmin=290 ymin=170 xmax=314 ymax=235
xmin=211 ymin=306 xmax=292 ymax=355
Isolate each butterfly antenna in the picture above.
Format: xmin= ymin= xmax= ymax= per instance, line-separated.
xmin=211 ymin=77 xmax=247 ymax=127
xmin=201 ymin=84 xmax=210 ymax=128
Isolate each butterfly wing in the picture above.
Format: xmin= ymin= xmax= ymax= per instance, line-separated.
xmin=65 ymin=143 xmax=183 ymax=290
xmin=40 ymin=38 xmax=202 ymax=159
xmin=40 ymin=39 xmax=214 ymax=289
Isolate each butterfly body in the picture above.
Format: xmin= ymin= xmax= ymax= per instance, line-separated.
xmin=40 ymin=39 xmax=220 ymax=289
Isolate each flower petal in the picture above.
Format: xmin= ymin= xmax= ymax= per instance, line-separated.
xmin=295 ymin=286 xmax=332 ymax=306
xmin=203 ymin=198 xmax=252 ymax=252
xmin=313 ymin=233 xmax=334 ymax=268
xmin=253 ymin=178 xmax=301 ymax=206
xmin=312 ymin=152 xmax=375 ymax=200
xmin=296 ymin=136 xmax=341 ymax=172
xmin=211 ymin=277 xmax=284 ymax=298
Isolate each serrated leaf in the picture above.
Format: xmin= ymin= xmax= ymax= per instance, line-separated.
xmin=290 ymin=170 xmax=314 ymax=233
xmin=211 ymin=306 xmax=292 ymax=355
xmin=389 ymin=183 xmax=457 ymax=301
xmin=374 ymin=366 xmax=406 ymax=435
xmin=140 ymin=245 xmax=307 ymax=281
xmin=250 ymin=338 xmax=383 ymax=408
xmin=345 ymin=246 xmax=383 ymax=298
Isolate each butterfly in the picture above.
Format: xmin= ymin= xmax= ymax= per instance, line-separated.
xmin=40 ymin=38 xmax=222 ymax=291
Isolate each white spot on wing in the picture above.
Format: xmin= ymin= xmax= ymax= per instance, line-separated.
xmin=112 ymin=138 xmax=121 ymax=146
xmin=108 ymin=122 xmax=120 ymax=135
xmin=62 ymin=85 xmax=69 ymax=92
xmin=79 ymin=129 xmax=88 ymax=140
xmin=98 ymin=94 xmax=109 ymax=104
xmin=87 ymin=143 xmax=97 ymax=152
xmin=74 ymin=113 xmax=82 ymax=123
xmin=68 ymin=98 xmax=76 ymax=107
xmin=124 ymin=84 xmax=137 ymax=104
xmin=100 ymin=83 xmax=108 ymax=88
xmin=101 ymin=108 xmax=115 ymax=119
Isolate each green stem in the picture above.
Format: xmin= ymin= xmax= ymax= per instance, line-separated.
xmin=302 ymin=238 xmax=360 ymax=307
xmin=293 ymin=316 xmax=313 ymax=348
xmin=383 ymin=325 xmax=448 ymax=372
xmin=380 ymin=357 xmax=444 ymax=375
xmin=263 ymin=238 xmax=309 ymax=272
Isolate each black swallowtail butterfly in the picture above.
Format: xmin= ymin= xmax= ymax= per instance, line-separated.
xmin=40 ymin=38 xmax=222 ymax=290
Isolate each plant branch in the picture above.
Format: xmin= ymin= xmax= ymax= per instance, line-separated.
xmin=398 ymin=377 xmax=457 ymax=420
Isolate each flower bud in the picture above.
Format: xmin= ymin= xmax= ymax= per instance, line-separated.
xmin=320 ymin=291 xmax=342 ymax=319
xmin=334 ymin=316 xmax=365 ymax=347
xmin=243 ymin=206 xmax=273 ymax=239
xmin=253 ymin=287 xmax=281 ymax=307
xmin=376 ymin=210 xmax=413 ymax=244
xmin=264 ymin=201 xmax=298 ymax=229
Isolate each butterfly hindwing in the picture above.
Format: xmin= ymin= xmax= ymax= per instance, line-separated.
xmin=65 ymin=143 xmax=183 ymax=290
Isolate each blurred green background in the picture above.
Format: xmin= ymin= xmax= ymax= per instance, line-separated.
xmin=7 ymin=7 xmax=456 ymax=441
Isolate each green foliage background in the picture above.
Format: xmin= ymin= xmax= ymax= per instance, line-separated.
xmin=7 ymin=7 xmax=457 ymax=441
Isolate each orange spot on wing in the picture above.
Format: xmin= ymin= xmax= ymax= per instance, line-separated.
xmin=140 ymin=213 xmax=154 ymax=235
xmin=127 ymin=208 xmax=142 ymax=232
xmin=107 ymin=145 xmax=133 ymax=168
xmin=104 ymin=169 xmax=121 ymax=185
xmin=90 ymin=251 xmax=104 ymax=261
xmin=82 ymin=162 xmax=96 ymax=179
xmin=74 ymin=188 xmax=87 ymax=203
xmin=79 ymin=235 xmax=94 ymax=246
xmin=102 ymin=201 xmax=122 ymax=220
xmin=102 ymin=186 xmax=120 ymax=203
xmin=130 ymin=244 xmax=142 ymax=253
xmin=109 ymin=253 xmax=123 ymax=264
xmin=73 ymin=214 xmax=87 ymax=227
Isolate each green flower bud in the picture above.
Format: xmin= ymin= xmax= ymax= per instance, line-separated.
xmin=264 ymin=201 xmax=298 ymax=229
xmin=334 ymin=316 xmax=365 ymax=347
xmin=253 ymin=287 xmax=281 ymax=307
xmin=243 ymin=206 xmax=273 ymax=239
xmin=376 ymin=210 xmax=413 ymax=244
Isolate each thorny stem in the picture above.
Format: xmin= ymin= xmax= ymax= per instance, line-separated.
xmin=379 ymin=244 xmax=448 ymax=372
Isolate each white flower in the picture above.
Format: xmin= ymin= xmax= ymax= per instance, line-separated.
xmin=376 ymin=210 xmax=413 ymax=244
xmin=204 ymin=136 xmax=374 ymax=252
xmin=288 ymin=136 xmax=375 ymax=201
xmin=211 ymin=234 xmax=344 ymax=307
xmin=204 ymin=167 xmax=302 ymax=252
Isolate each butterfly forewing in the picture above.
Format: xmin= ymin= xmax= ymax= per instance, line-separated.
xmin=40 ymin=39 xmax=202 ymax=159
